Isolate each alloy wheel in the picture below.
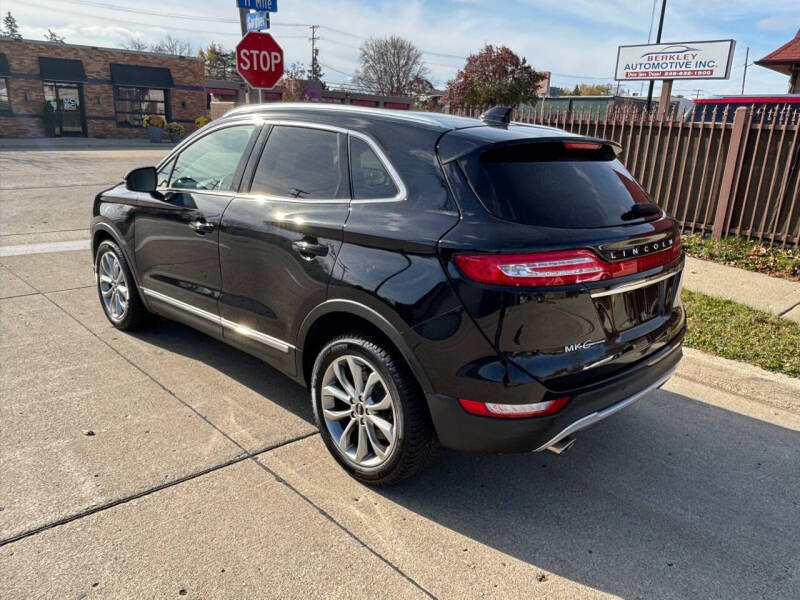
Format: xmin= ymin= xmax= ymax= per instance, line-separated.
xmin=320 ymin=355 xmax=398 ymax=468
xmin=98 ymin=250 xmax=129 ymax=322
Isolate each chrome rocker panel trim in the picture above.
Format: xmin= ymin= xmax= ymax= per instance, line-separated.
xmin=141 ymin=287 xmax=293 ymax=353
xmin=533 ymin=365 xmax=678 ymax=452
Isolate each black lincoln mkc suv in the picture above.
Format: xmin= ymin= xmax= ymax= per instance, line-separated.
xmin=91 ymin=103 xmax=684 ymax=484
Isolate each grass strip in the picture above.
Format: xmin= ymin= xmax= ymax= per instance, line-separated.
xmin=681 ymin=234 xmax=799 ymax=281
xmin=682 ymin=289 xmax=800 ymax=378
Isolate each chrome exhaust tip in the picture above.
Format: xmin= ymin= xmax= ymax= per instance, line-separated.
xmin=546 ymin=437 xmax=576 ymax=455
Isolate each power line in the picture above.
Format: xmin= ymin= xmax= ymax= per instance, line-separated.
xmin=52 ymin=0 xmax=312 ymax=26
xmin=22 ymin=1 xmax=309 ymax=39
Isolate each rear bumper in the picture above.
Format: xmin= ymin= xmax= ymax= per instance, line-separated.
xmin=426 ymin=330 xmax=683 ymax=453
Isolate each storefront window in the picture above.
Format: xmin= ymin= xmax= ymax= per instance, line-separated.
xmin=0 ymin=78 xmax=10 ymax=112
xmin=114 ymin=86 xmax=168 ymax=126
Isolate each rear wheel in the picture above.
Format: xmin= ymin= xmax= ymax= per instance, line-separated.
xmin=95 ymin=240 xmax=151 ymax=330
xmin=311 ymin=333 xmax=436 ymax=485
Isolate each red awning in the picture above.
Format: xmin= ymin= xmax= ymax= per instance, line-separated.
xmin=207 ymin=87 xmax=238 ymax=96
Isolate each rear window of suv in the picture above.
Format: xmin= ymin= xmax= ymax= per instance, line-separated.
xmin=459 ymin=142 xmax=655 ymax=229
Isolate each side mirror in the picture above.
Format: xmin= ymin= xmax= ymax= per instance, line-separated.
xmin=124 ymin=166 xmax=157 ymax=193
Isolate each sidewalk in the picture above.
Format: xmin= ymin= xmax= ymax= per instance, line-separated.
xmin=0 ymin=137 xmax=176 ymax=151
xmin=682 ymin=256 xmax=800 ymax=324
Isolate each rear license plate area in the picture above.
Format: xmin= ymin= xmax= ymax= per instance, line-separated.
xmin=594 ymin=274 xmax=679 ymax=334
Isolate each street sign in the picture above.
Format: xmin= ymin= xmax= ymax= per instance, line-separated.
xmin=246 ymin=11 xmax=270 ymax=31
xmin=236 ymin=32 xmax=284 ymax=89
xmin=237 ymin=0 xmax=277 ymax=11
xmin=615 ymin=40 xmax=735 ymax=81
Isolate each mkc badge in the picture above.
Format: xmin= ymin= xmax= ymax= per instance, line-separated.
xmin=564 ymin=339 xmax=603 ymax=353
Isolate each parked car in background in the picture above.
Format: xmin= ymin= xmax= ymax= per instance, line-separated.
xmin=90 ymin=103 xmax=685 ymax=485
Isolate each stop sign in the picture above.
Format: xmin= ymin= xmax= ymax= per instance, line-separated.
xmin=236 ymin=32 xmax=284 ymax=89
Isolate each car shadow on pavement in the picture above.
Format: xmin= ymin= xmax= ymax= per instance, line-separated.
xmin=126 ymin=320 xmax=798 ymax=598
xmin=378 ymin=389 xmax=800 ymax=599
xmin=128 ymin=318 xmax=313 ymax=424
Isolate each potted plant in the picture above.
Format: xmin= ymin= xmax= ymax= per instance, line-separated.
xmin=142 ymin=114 xmax=166 ymax=143
xmin=165 ymin=121 xmax=186 ymax=143
xmin=42 ymin=101 xmax=57 ymax=137
xmin=195 ymin=115 xmax=211 ymax=129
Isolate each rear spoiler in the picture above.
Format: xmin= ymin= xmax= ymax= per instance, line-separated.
xmin=437 ymin=128 xmax=623 ymax=163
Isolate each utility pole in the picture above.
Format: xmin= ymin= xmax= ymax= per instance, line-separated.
xmin=741 ymin=46 xmax=749 ymax=95
xmin=309 ymin=25 xmax=323 ymax=85
xmin=646 ymin=0 xmax=667 ymax=111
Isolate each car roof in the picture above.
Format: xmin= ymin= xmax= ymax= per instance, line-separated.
xmin=223 ymin=102 xmax=571 ymax=137
xmin=221 ymin=103 xmax=579 ymax=163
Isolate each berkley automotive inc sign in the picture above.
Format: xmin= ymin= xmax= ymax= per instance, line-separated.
xmin=615 ymin=40 xmax=735 ymax=81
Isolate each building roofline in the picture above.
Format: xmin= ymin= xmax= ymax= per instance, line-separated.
xmin=0 ymin=37 xmax=202 ymax=62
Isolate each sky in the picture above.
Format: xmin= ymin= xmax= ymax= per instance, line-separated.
xmin=1 ymin=0 xmax=797 ymax=98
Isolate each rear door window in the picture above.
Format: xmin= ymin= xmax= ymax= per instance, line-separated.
xmin=251 ymin=126 xmax=349 ymax=199
xmin=459 ymin=143 xmax=654 ymax=228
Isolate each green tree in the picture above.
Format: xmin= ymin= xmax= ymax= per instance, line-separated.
xmin=443 ymin=44 xmax=545 ymax=107
xmin=562 ymin=83 xmax=613 ymax=96
xmin=307 ymin=47 xmax=325 ymax=89
xmin=1 ymin=12 xmax=22 ymax=40
xmin=198 ymin=42 xmax=238 ymax=80
xmin=45 ymin=29 xmax=65 ymax=43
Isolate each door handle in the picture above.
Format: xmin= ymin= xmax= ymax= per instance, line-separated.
xmin=189 ymin=219 xmax=215 ymax=234
xmin=292 ymin=239 xmax=328 ymax=258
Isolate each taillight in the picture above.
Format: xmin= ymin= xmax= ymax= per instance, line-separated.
xmin=454 ymin=233 xmax=681 ymax=287
xmin=455 ymin=250 xmax=608 ymax=286
xmin=459 ymin=396 xmax=570 ymax=419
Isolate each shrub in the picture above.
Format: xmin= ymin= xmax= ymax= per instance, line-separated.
xmin=142 ymin=114 xmax=166 ymax=128
xmin=165 ymin=122 xmax=185 ymax=137
xmin=195 ymin=115 xmax=211 ymax=128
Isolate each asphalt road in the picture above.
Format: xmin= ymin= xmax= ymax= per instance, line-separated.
xmin=1 ymin=146 xmax=799 ymax=599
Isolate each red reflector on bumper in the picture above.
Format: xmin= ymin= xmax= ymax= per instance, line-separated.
xmin=458 ymin=396 xmax=570 ymax=419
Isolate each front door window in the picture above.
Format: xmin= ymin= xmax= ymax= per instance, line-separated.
xmin=43 ymin=81 xmax=86 ymax=136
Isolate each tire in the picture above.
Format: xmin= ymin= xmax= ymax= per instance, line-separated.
xmin=95 ymin=240 xmax=151 ymax=331
xmin=311 ymin=333 xmax=437 ymax=485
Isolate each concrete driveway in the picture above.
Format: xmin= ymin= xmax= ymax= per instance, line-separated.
xmin=1 ymin=146 xmax=799 ymax=599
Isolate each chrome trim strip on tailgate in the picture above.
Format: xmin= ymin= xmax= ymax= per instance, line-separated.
xmin=141 ymin=287 xmax=293 ymax=353
xmin=533 ymin=365 xmax=678 ymax=452
xmin=590 ymin=270 xmax=678 ymax=298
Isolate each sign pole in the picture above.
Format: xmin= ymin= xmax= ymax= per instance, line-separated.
xmin=657 ymin=79 xmax=673 ymax=118
xmin=645 ymin=0 xmax=667 ymax=111
xmin=237 ymin=3 xmax=263 ymax=104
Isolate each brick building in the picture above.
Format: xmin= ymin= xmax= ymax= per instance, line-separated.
xmin=0 ymin=39 xmax=206 ymax=138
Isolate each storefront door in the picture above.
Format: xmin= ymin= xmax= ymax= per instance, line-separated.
xmin=43 ymin=82 xmax=87 ymax=136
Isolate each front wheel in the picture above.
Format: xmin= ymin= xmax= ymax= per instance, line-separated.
xmin=95 ymin=240 xmax=151 ymax=330
xmin=311 ymin=334 xmax=436 ymax=485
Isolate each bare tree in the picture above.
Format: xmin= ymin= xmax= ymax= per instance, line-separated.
xmin=122 ymin=36 xmax=149 ymax=52
xmin=151 ymin=34 xmax=192 ymax=56
xmin=354 ymin=36 xmax=430 ymax=96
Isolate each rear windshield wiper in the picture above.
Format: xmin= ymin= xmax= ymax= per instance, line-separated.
xmin=621 ymin=203 xmax=661 ymax=221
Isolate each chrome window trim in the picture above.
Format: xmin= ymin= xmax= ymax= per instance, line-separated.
xmin=141 ymin=287 xmax=293 ymax=353
xmin=244 ymin=120 xmax=408 ymax=204
xmin=589 ymin=270 xmax=678 ymax=299
xmin=533 ymin=365 xmax=678 ymax=452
